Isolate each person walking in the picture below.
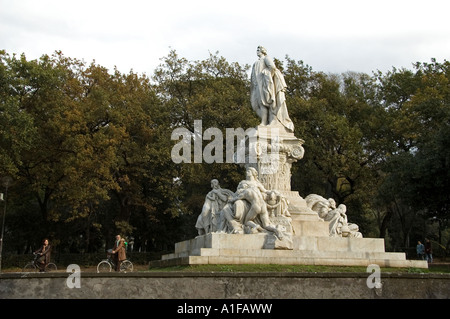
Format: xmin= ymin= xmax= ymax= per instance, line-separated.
xmin=112 ymin=235 xmax=126 ymax=271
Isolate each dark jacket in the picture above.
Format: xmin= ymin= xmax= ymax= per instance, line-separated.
xmin=35 ymin=245 xmax=51 ymax=264
xmin=425 ymin=241 xmax=432 ymax=254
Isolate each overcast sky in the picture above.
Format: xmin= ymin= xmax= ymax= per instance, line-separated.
xmin=1 ymin=0 xmax=449 ymax=76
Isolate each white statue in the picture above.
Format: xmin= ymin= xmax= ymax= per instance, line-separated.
xmin=219 ymin=167 xmax=286 ymax=239
xmin=333 ymin=204 xmax=363 ymax=238
xmin=266 ymin=190 xmax=290 ymax=218
xmin=195 ymin=179 xmax=234 ymax=235
xmin=305 ymin=194 xmax=363 ymax=238
xmin=250 ymin=46 xmax=294 ymax=132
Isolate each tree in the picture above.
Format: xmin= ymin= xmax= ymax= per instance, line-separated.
xmin=1 ymin=49 xmax=448 ymax=257
xmin=0 ymin=51 xmax=184 ymax=252
xmin=152 ymin=50 xmax=258 ymax=235
xmin=285 ymin=58 xmax=383 ymax=233
xmin=375 ymin=59 xmax=450 ymax=250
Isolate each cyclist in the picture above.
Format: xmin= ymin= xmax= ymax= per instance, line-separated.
xmin=34 ymin=238 xmax=51 ymax=272
xmin=111 ymin=235 xmax=126 ymax=271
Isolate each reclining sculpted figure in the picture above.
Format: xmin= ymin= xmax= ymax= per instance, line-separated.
xmin=305 ymin=194 xmax=362 ymax=238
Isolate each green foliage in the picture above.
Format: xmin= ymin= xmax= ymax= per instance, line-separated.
xmin=147 ymin=263 xmax=450 ymax=274
xmin=0 ymin=50 xmax=449 ymax=257
xmin=285 ymin=57 xmax=449 ymax=248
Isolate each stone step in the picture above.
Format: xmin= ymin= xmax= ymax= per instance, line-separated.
xmin=156 ymin=233 xmax=428 ymax=269
xmin=174 ymin=233 xmax=386 ymax=254
xmin=153 ymin=255 xmax=428 ymax=269
xmin=163 ymin=248 xmax=406 ymax=262
xmin=196 ymin=248 xmax=406 ymax=260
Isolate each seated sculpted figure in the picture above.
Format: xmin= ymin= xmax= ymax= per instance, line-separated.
xmin=333 ymin=204 xmax=363 ymax=238
xmin=195 ymin=179 xmax=234 ymax=235
xmin=220 ymin=167 xmax=283 ymax=238
xmin=229 ymin=181 xmax=265 ymax=234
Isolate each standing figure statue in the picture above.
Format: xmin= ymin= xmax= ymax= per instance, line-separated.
xmin=195 ymin=179 xmax=234 ymax=235
xmin=250 ymin=46 xmax=294 ymax=132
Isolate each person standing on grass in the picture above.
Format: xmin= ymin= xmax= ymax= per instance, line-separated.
xmin=416 ymin=241 xmax=425 ymax=260
xmin=425 ymin=238 xmax=433 ymax=263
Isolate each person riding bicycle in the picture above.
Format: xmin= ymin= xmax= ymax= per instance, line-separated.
xmin=34 ymin=238 xmax=51 ymax=272
xmin=111 ymin=235 xmax=126 ymax=271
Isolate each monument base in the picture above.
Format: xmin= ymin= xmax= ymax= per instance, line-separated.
xmin=149 ymin=232 xmax=428 ymax=269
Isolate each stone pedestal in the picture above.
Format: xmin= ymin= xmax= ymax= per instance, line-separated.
xmin=292 ymin=219 xmax=329 ymax=237
xmin=150 ymin=233 xmax=428 ymax=269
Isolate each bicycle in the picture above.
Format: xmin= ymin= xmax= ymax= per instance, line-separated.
xmin=96 ymin=249 xmax=133 ymax=273
xmin=22 ymin=253 xmax=58 ymax=272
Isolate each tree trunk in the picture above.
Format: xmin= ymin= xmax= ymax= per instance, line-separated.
xmin=379 ymin=210 xmax=392 ymax=238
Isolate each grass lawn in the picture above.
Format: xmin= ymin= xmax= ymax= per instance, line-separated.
xmin=2 ymin=261 xmax=448 ymax=274
xmin=146 ymin=263 xmax=449 ymax=274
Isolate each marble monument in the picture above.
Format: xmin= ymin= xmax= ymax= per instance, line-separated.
xmin=151 ymin=47 xmax=428 ymax=269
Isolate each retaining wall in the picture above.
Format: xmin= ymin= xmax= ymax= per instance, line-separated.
xmin=0 ymin=271 xmax=449 ymax=299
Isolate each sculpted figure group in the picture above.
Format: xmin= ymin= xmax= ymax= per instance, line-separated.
xmin=196 ymin=170 xmax=362 ymax=239
xmin=196 ymin=168 xmax=290 ymax=239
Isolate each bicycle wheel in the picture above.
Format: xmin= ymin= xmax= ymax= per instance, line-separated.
xmin=22 ymin=263 xmax=37 ymax=272
xmin=120 ymin=260 xmax=133 ymax=273
xmin=45 ymin=263 xmax=57 ymax=272
xmin=97 ymin=260 xmax=112 ymax=273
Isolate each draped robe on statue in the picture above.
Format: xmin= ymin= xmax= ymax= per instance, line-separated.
xmin=250 ymin=55 xmax=294 ymax=132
